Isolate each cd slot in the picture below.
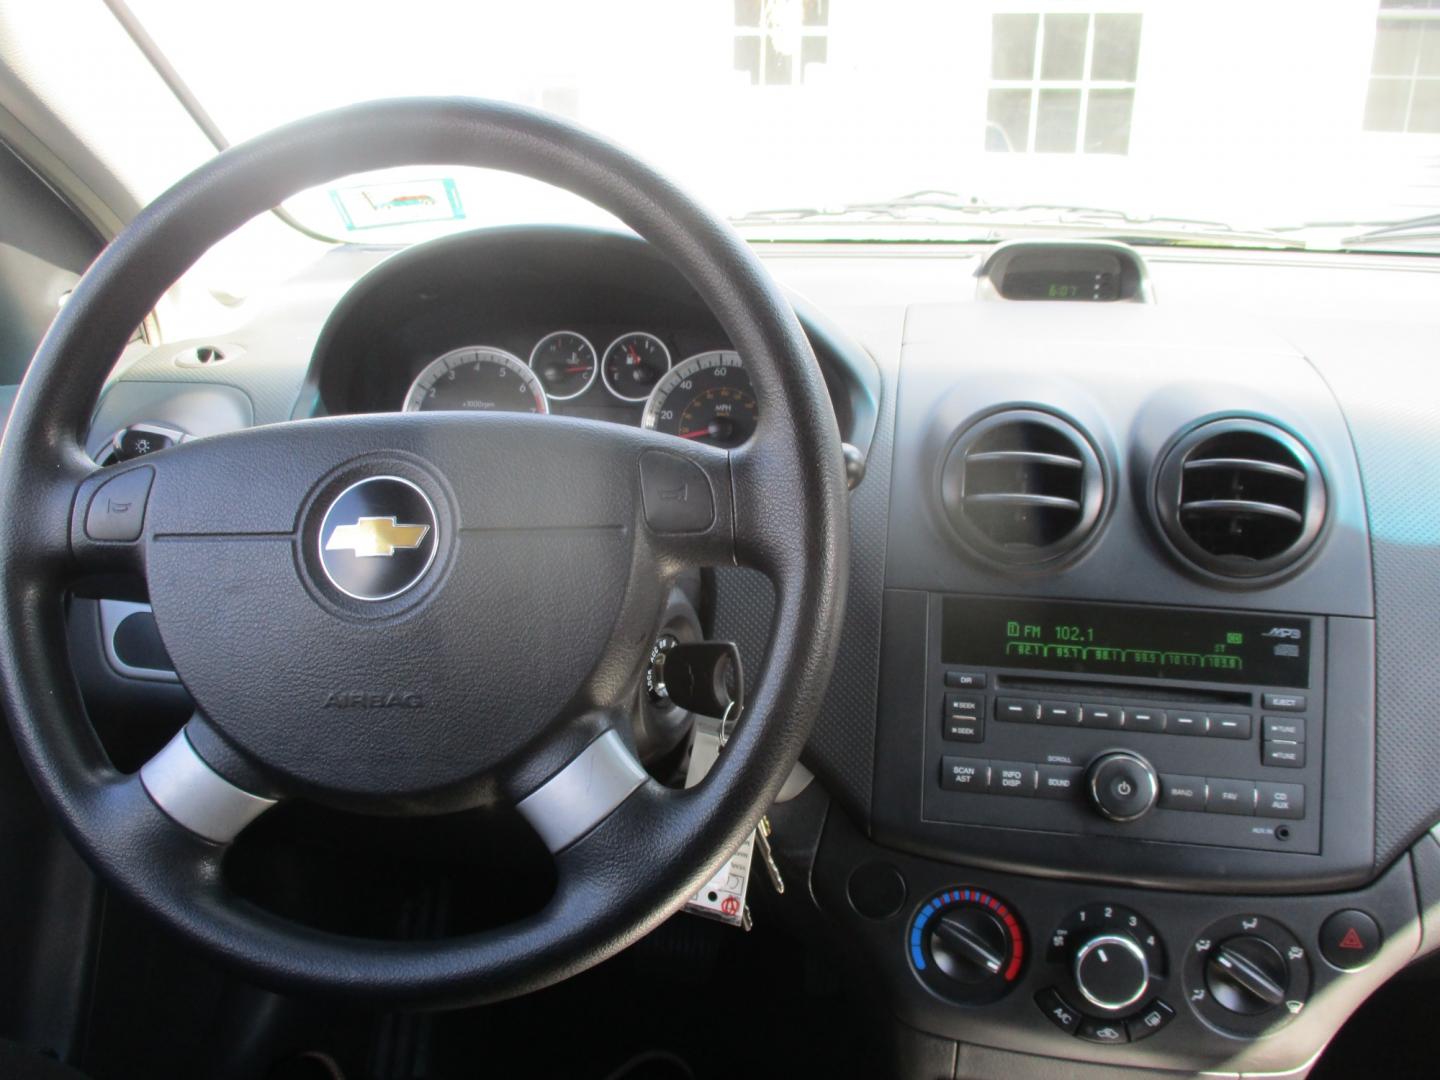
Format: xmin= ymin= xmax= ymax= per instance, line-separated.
xmin=993 ymin=673 xmax=1252 ymax=707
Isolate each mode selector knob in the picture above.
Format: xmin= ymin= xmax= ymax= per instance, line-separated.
xmin=1086 ymin=751 xmax=1159 ymax=823
xmin=1074 ymin=933 xmax=1150 ymax=1011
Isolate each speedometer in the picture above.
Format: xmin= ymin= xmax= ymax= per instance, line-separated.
xmin=641 ymin=350 xmax=757 ymax=448
xmin=403 ymin=346 xmax=548 ymax=414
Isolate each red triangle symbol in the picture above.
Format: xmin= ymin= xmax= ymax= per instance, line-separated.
xmin=1337 ymin=927 xmax=1366 ymax=950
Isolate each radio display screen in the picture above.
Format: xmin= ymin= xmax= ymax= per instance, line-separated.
xmin=941 ymin=598 xmax=1311 ymax=688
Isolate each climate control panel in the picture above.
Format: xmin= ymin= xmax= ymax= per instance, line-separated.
xmin=908 ymin=888 xmax=1026 ymax=1004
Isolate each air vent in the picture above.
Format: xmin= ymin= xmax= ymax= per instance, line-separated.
xmin=940 ymin=410 xmax=1106 ymax=566
xmin=1155 ymin=419 xmax=1326 ymax=579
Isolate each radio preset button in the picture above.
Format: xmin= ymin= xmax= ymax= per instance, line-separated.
xmin=1126 ymin=708 xmax=1167 ymax=733
xmin=1209 ymin=713 xmax=1252 ymax=740
xmin=1257 ymin=782 xmax=1304 ymax=819
xmin=1205 ymin=778 xmax=1257 ymax=815
xmin=1263 ymin=716 xmax=1306 ymax=741
xmin=996 ymin=697 xmax=1041 ymax=723
xmin=1263 ymin=740 xmax=1306 ymax=768
xmin=1081 ymin=704 xmax=1124 ymax=730
xmin=1171 ymin=712 xmax=1209 ymax=736
xmin=941 ymin=757 xmax=991 ymax=793
xmin=1263 ymin=693 xmax=1306 ymax=712
xmin=1039 ymin=701 xmax=1080 ymax=725
xmin=1159 ymin=774 xmax=1207 ymax=811
xmin=945 ymin=671 xmax=987 ymax=689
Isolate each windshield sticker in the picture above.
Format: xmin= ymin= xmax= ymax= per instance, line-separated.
xmin=329 ymin=178 xmax=464 ymax=231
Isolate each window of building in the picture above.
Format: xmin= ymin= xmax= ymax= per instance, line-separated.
xmin=986 ymin=12 xmax=1142 ymax=154
xmin=1364 ymin=0 xmax=1440 ymax=132
xmin=734 ymin=0 xmax=829 ymax=86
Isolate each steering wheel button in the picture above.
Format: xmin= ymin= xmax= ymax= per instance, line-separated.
xmin=639 ymin=450 xmax=715 ymax=533
xmin=85 ymin=466 xmax=154 ymax=542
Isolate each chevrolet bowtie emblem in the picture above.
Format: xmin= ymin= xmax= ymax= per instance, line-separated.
xmin=325 ymin=516 xmax=431 ymax=558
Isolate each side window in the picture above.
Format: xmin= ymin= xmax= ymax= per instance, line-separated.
xmin=1364 ymin=0 xmax=1440 ymax=133
xmin=0 ymin=142 xmax=104 ymax=385
xmin=986 ymin=12 xmax=1143 ymax=154
xmin=733 ymin=0 xmax=830 ymax=87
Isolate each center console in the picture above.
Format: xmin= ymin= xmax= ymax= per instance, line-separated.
xmin=816 ymin=285 xmax=1397 ymax=1075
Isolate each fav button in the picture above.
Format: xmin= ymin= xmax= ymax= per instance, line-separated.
xmin=1205 ymin=778 xmax=1256 ymax=815
xmin=1319 ymin=910 xmax=1382 ymax=971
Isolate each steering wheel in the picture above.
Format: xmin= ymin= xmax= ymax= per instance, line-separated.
xmin=0 ymin=99 xmax=848 ymax=1005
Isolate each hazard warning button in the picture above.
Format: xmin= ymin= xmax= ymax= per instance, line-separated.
xmin=1319 ymin=910 xmax=1382 ymax=971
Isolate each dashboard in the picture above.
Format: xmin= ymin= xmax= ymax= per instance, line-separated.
xmin=73 ymin=227 xmax=1440 ymax=1079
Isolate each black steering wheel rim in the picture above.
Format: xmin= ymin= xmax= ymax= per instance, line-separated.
xmin=0 ymin=98 xmax=849 ymax=1005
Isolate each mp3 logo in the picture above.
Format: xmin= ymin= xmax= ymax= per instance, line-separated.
xmin=1262 ymin=627 xmax=1303 ymax=640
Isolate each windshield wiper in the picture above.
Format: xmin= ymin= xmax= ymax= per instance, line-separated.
xmin=1340 ymin=212 xmax=1440 ymax=247
xmin=734 ymin=190 xmax=1306 ymax=247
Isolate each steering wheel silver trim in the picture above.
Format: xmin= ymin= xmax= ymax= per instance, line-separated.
xmin=515 ymin=729 xmax=648 ymax=852
xmin=140 ymin=727 xmax=278 ymax=843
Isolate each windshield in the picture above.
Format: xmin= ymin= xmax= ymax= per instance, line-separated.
xmin=125 ymin=0 xmax=1440 ymax=252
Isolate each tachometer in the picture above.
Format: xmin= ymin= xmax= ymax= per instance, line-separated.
xmin=641 ymin=350 xmax=757 ymax=448
xmin=529 ymin=330 xmax=598 ymax=401
xmin=602 ymin=331 xmax=671 ymax=402
xmin=403 ymin=346 xmax=548 ymax=414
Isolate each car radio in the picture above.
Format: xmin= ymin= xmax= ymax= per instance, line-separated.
xmin=919 ymin=596 xmax=1325 ymax=854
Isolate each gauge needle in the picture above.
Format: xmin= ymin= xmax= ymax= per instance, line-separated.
xmin=565 ymin=365 xmax=591 ymax=373
xmin=677 ymin=428 xmax=712 ymax=440
xmin=626 ymin=346 xmax=641 ymax=366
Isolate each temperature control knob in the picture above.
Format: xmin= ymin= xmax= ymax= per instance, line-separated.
xmin=909 ymin=888 xmax=1026 ymax=1004
xmin=1086 ymin=751 xmax=1159 ymax=822
xmin=929 ymin=908 xmax=1010 ymax=985
xmin=1073 ymin=933 xmax=1151 ymax=1011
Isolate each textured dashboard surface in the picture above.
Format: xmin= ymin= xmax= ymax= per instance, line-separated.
xmin=1293 ymin=319 xmax=1440 ymax=867
xmin=713 ymin=313 xmax=900 ymax=823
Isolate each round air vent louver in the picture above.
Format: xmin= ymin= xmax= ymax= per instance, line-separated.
xmin=1155 ymin=418 xmax=1326 ymax=579
xmin=940 ymin=409 xmax=1106 ymax=566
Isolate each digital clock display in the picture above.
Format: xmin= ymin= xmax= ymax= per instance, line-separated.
xmin=941 ymin=597 xmax=1311 ymax=688
xmin=1002 ymin=268 xmax=1120 ymax=301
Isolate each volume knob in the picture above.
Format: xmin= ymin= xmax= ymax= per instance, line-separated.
xmin=1086 ymin=751 xmax=1159 ymax=823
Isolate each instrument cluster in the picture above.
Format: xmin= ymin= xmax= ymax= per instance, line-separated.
xmin=403 ymin=329 xmax=758 ymax=449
